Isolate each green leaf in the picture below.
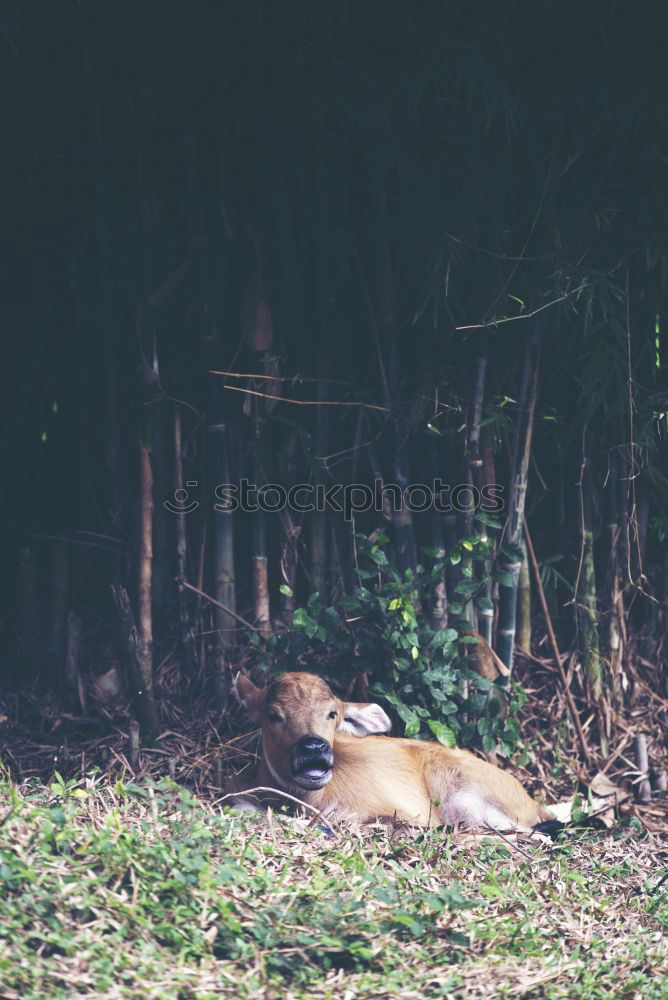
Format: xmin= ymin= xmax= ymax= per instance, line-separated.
xmin=502 ymin=720 xmax=520 ymax=742
xmin=421 ymin=546 xmax=444 ymax=559
xmin=428 ymin=720 xmax=456 ymax=747
xmin=473 ymin=512 xmax=502 ymax=529
xmin=466 ymin=693 xmax=489 ymax=713
xmin=390 ymin=912 xmax=425 ymax=936
xmin=279 ymin=584 xmax=293 ymax=597
xmin=292 ymin=608 xmax=312 ymax=630
xmin=471 ymin=674 xmax=493 ymax=691
xmin=432 ymin=627 xmax=458 ymax=647
xmin=404 ymin=714 xmax=421 ymax=737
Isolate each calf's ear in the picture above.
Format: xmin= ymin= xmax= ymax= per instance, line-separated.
xmin=338 ymin=701 xmax=392 ymax=737
xmin=233 ymin=672 xmax=265 ymax=723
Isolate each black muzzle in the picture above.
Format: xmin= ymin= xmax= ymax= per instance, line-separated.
xmin=291 ymin=734 xmax=334 ymax=788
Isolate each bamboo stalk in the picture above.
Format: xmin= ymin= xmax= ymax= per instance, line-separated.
xmin=251 ymin=440 xmax=271 ymax=636
xmin=468 ymin=331 xmax=493 ymax=638
xmin=187 ymin=115 xmax=238 ymax=707
xmin=579 ymin=447 xmax=602 ymax=703
xmin=279 ymin=430 xmax=300 ymax=621
xmin=516 ymin=539 xmax=532 ymax=653
xmin=430 ymin=509 xmax=449 ymax=630
xmin=135 ymin=57 xmax=159 ymax=720
xmin=634 ymin=733 xmax=651 ymax=803
xmin=496 ymin=325 xmax=541 ymax=672
xmin=308 ymin=180 xmax=334 ymax=601
xmin=210 ymin=421 xmax=239 ymax=661
xmin=281 ymin=524 xmax=299 ymax=618
xmin=138 ymin=440 xmax=154 ymax=695
xmin=482 ymin=425 xmax=500 ymax=647
xmin=151 ymin=399 xmax=169 ymax=616
xmin=111 ymin=583 xmax=159 ymax=735
xmin=605 ymin=453 xmax=627 ymax=705
xmin=244 ymin=255 xmax=274 ymax=635
xmin=174 ymin=405 xmax=196 ymax=674
xmin=426 ymin=427 xmax=448 ymax=629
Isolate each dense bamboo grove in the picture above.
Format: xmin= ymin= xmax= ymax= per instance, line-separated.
xmin=1 ymin=3 xmax=667 ymax=753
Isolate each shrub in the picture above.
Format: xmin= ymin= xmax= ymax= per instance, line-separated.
xmin=246 ymin=532 xmax=526 ymax=756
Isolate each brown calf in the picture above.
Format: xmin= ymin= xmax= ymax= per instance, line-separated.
xmin=234 ymin=671 xmax=552 ymax=830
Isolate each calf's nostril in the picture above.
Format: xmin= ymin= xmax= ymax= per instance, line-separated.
xmin=295 ymin=734 xmax=331 ymax=756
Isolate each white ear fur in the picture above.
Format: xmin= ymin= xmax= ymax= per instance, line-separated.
xmin=338 ymin=702 xmax=392 ymax=737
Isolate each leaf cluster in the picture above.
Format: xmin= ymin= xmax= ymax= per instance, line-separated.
xmin=249 ymin=533 xmax=524 ymax=755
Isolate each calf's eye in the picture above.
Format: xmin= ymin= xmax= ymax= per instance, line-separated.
xmin=327 ymin=710 xmax=337 ymax=720
xmin=267 ymin=711 xmax=283 ymax=724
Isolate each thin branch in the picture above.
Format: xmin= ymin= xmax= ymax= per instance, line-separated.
xmin=218 ymin=382 xmax=391 ymax=414
xmin=217 ymin=785 xmax=335 ymax=832
xmin=182 ymin=581 xmax=259 ymax=632
xmin=483 ymin=823 xmax=536 ymax=862
xmin=210 ymin=369 xmax=352 ymax=387
xmin=456 ymin=284 xmax=587 ymax=331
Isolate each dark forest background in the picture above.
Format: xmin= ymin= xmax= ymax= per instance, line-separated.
xmin=1 ymin=2 xmax=667 ymax=769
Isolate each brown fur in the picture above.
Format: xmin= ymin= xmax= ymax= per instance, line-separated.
xmin=234 ymin=671 xmax=550 ymax=830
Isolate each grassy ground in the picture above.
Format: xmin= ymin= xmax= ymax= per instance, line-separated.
xmin=0 ymin=774 xmax=666 ymax=1000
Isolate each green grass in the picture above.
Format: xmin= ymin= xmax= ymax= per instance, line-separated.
xmin=0 ymin=774 xmax=666 ymax=999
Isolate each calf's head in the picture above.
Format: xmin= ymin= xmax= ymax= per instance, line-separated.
xmin=235 ymin=671 xmax=391 ymax=791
